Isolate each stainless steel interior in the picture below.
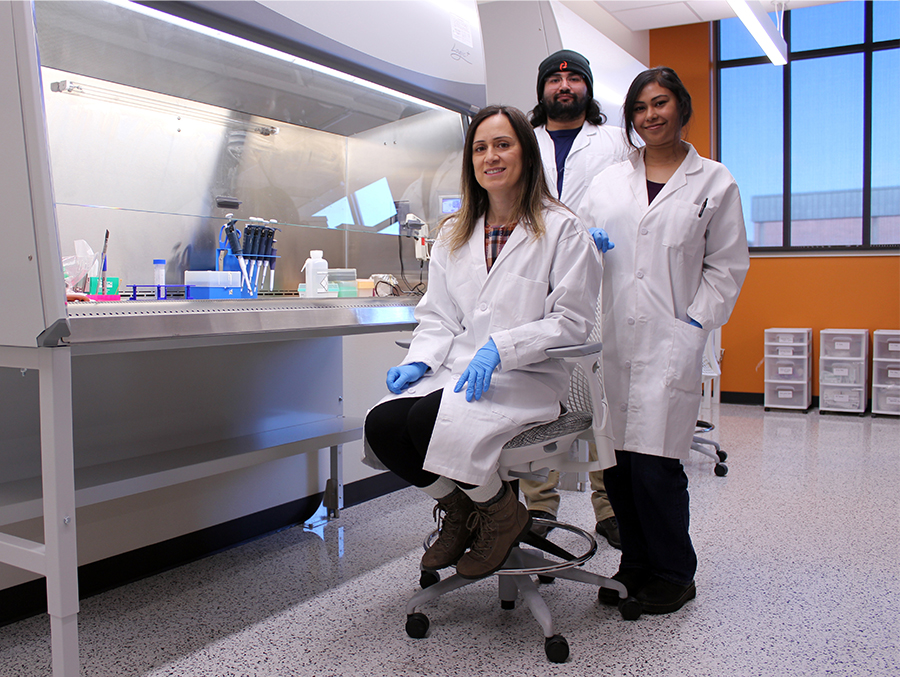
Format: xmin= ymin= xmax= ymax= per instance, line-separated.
xmin=34 ymin=0 xmax=466 ymax=295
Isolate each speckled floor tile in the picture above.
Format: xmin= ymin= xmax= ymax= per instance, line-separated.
xmin=0 ymin=404 xmax=897 ymax=676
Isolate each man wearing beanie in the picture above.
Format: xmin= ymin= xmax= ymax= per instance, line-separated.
xmin=530 ymin=49 xmax=630 ymax=211
xmin=523 ymin=48 xmax=630 ymax=549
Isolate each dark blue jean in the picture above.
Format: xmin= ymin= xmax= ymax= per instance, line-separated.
xmin=604 ymin=449 xmax=697 ymax=586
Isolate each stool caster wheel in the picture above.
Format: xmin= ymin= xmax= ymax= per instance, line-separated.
xmin=545 ymin=634 xmax=569 ymax=663
xmin=717 ymin=449 xmax=727 ymax=462
xmin=419 ymin=570 xmax=440 ymax=589
xmin=714 ymin=462 xmax=728 ymax=477
xmin=538 ymin=575 xmax=555 ymax=584
xmin=406 ymin=612 xmax=429 ymax=638
xmin=501 ymin=599 xmax=515 ymax=610
xmin=619 ymin=596 xmax=642 ymax=621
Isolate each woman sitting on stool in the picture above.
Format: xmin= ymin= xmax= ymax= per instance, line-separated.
xmin=364 ymin=104 xmax=602 ymax=580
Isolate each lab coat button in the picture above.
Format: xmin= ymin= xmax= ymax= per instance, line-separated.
xmin=480 ymin=303 xmax=488 ymax=311
xmin=625 ymin=361 xmax=631 ymax=369
xmin=636 ymin=271 xmax=644 ymax=279
xmin=620 ymin=404 xmax=627 ymax=412
xmin=627 ymin=317 xmax=635 ymax=325
xmin=641 ymin=228 xmax=648 ymax=235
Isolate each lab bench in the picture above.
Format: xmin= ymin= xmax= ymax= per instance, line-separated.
xmin=0 ymin=297 xmax=417 ymax=525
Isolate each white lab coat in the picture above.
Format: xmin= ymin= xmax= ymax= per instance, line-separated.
xmin=370 ymin=205 xmax=602 ymax=486
xmin=534 ymin=122 xmax=631 ymax=212
xmin=581 ymin=143 xmax=750 ymax=459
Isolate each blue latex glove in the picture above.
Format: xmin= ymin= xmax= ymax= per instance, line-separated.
xmin=688 ymin=318 xmax=703 ymax=329
xmin=454 ymin=338 xmax=501 ymax=402
xmin=386 ymin=362 xmax=428 ymax=394
xmin=589 ymin=228 xmax=615 ymax=253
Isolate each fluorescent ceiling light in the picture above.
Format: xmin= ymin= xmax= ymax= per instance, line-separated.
xmin=726 ymin=0 xmax=788 ymax=66
xmin=103 ymin=0 xmax=444 ymax=111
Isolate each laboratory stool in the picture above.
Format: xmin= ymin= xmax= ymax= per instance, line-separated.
xmin=403 ymin=355 xmax=641 ymax=663
xmin=692 ymin=419 xmax=728 ymax=476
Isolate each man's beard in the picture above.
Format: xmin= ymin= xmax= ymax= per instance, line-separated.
xmin=542 ymin=91 xmax=588 ymax=121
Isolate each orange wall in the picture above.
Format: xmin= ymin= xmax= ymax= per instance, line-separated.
xmin=649 ymin=23 xmax=713 ymax=158
xmin=649 ymin=24 xmax=900 ymax=397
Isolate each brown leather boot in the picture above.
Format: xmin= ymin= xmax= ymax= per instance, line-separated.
xmin=456 ymin=483 xmax=532 ymax=580
xmin=421 ymin=488 xmax=476 ymax=571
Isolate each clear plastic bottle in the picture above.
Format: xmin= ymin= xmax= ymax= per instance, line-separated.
xmin=302 ymin=250 xmax=328 ymax=298
xmin=154 ymin=259 xmax=166 ymax=299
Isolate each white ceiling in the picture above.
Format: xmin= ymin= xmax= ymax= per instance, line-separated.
xmin=584 ymin=0 xmax=843 ymax=32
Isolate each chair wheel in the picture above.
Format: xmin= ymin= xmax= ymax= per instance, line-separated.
xmin=419 ymin=570 xmax=440 ymax=589
xmin=501 ymin=599 xmax=515 ymax=610
xmin=717 ymin=450 xmax=727 ymax=462
xmin=714 ymin=462 xmax=728 ymax=477
xmin=406 ymin=612 xmax=429 ymax=638
xmin=544 ymin=634 xmax=569 ymax=663
xmin=619 ymin=596 xmax=642 ymax=621
xmin=538 ymin=575 xmax=555 ymax=584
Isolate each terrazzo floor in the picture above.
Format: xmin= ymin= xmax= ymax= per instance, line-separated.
xmin=1 ymin=404 xmax=898 ymax=676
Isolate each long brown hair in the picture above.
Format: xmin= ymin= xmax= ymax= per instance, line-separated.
xmin=440 ymin=105 xmax=558 ymax=252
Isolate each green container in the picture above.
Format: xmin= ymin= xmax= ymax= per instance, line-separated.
xmin=89 ymin=277 xmax=120 ymax=295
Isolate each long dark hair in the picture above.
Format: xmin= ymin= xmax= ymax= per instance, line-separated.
xmin=529 ymin=98 xmax=607 ymax=128
xmin=623 ymin=66 xmax=693 ymax=148
xmin=440 ymin=105 xmax=558 ymax=252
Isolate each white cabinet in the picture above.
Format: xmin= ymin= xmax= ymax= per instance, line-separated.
xmin=872 ymin=330 xmax=900 ymax=416
xmin=764 ymin=328 xmax=812 ymax=410
xmin=820 ymin=329 xmax=869 ymax=414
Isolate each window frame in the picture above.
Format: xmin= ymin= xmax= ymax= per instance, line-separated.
xmin=715 ymin=2 xmax=900 ymax=253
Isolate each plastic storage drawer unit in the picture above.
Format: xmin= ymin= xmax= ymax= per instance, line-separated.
xmin=820 ymin=329 xmax=868 ymax=414
xmin=764 ymin=328 xmax=813 ymax=411
xmin=872 ymin=330 xmax=900 ymax=416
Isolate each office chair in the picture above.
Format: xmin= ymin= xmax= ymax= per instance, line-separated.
xmin=692 ymin=332 xmax=728 ymax=476
xmin=398 ymin=335 xmax=641 ymax=663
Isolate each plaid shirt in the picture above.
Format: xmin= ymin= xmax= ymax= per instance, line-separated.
xmin=484 ymin=222 xmax=517 ymax=271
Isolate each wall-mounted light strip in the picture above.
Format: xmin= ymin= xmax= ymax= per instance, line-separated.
xmin=726 ymin=0 xmax=788 ymax=66
xmin=49 ymin=78 xmax=280 ymax=136
xmin=104 ymin=0 xmax=444 ymax=112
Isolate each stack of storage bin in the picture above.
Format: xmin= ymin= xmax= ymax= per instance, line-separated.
xmin=819 ymin=329 xmax=869 ymax=414
xmin=764 ymin=328 xmax=813 ymax=411
xmin=872 ymin=330 xmax=900 ymax=416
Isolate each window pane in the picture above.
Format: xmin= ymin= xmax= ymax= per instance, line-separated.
xmin=720 ymin=16 xmax=765 ymax=61
xmin=720 ymin=65 xmax=783 ymax=247
xmin=791 ymin=1 xmax=864 ymax=52
xmin=874 ymin=0 xmax=900 ymax=42
xmin=791 ymin=54 xmax=864 ymax=246
xmin=872 ymin=49 xmax=900 ymax=246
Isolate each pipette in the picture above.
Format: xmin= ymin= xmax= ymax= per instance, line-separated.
xmin=224 ymin=219 xmax=252 ymax=290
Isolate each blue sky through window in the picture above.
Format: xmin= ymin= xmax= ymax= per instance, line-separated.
xmin=719 ymin=2 xmax=899 ymax=248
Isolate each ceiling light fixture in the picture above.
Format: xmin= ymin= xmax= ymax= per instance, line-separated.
xmin=726 ymin=0 xmax=788 ymax=66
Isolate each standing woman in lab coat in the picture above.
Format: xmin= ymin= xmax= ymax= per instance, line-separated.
xmin=365 ymin=105 xmax=602 ymax=580
xmin=582 ymin=67 xmax=749 ymax=614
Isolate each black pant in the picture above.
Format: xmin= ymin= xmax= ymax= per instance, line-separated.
xmin=604 ymin=449 xmax=697 ymax=586
xmin=365 ymin=391 xmax=445 ymax=488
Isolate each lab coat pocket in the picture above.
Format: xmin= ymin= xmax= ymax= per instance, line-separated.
xmin=496 ymin=272 xmax=549 ymax=328
xmin=664 ymin=319 xmax=708 ymax=393
xmin=662 ymin=199 xmax=715 ymax=252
